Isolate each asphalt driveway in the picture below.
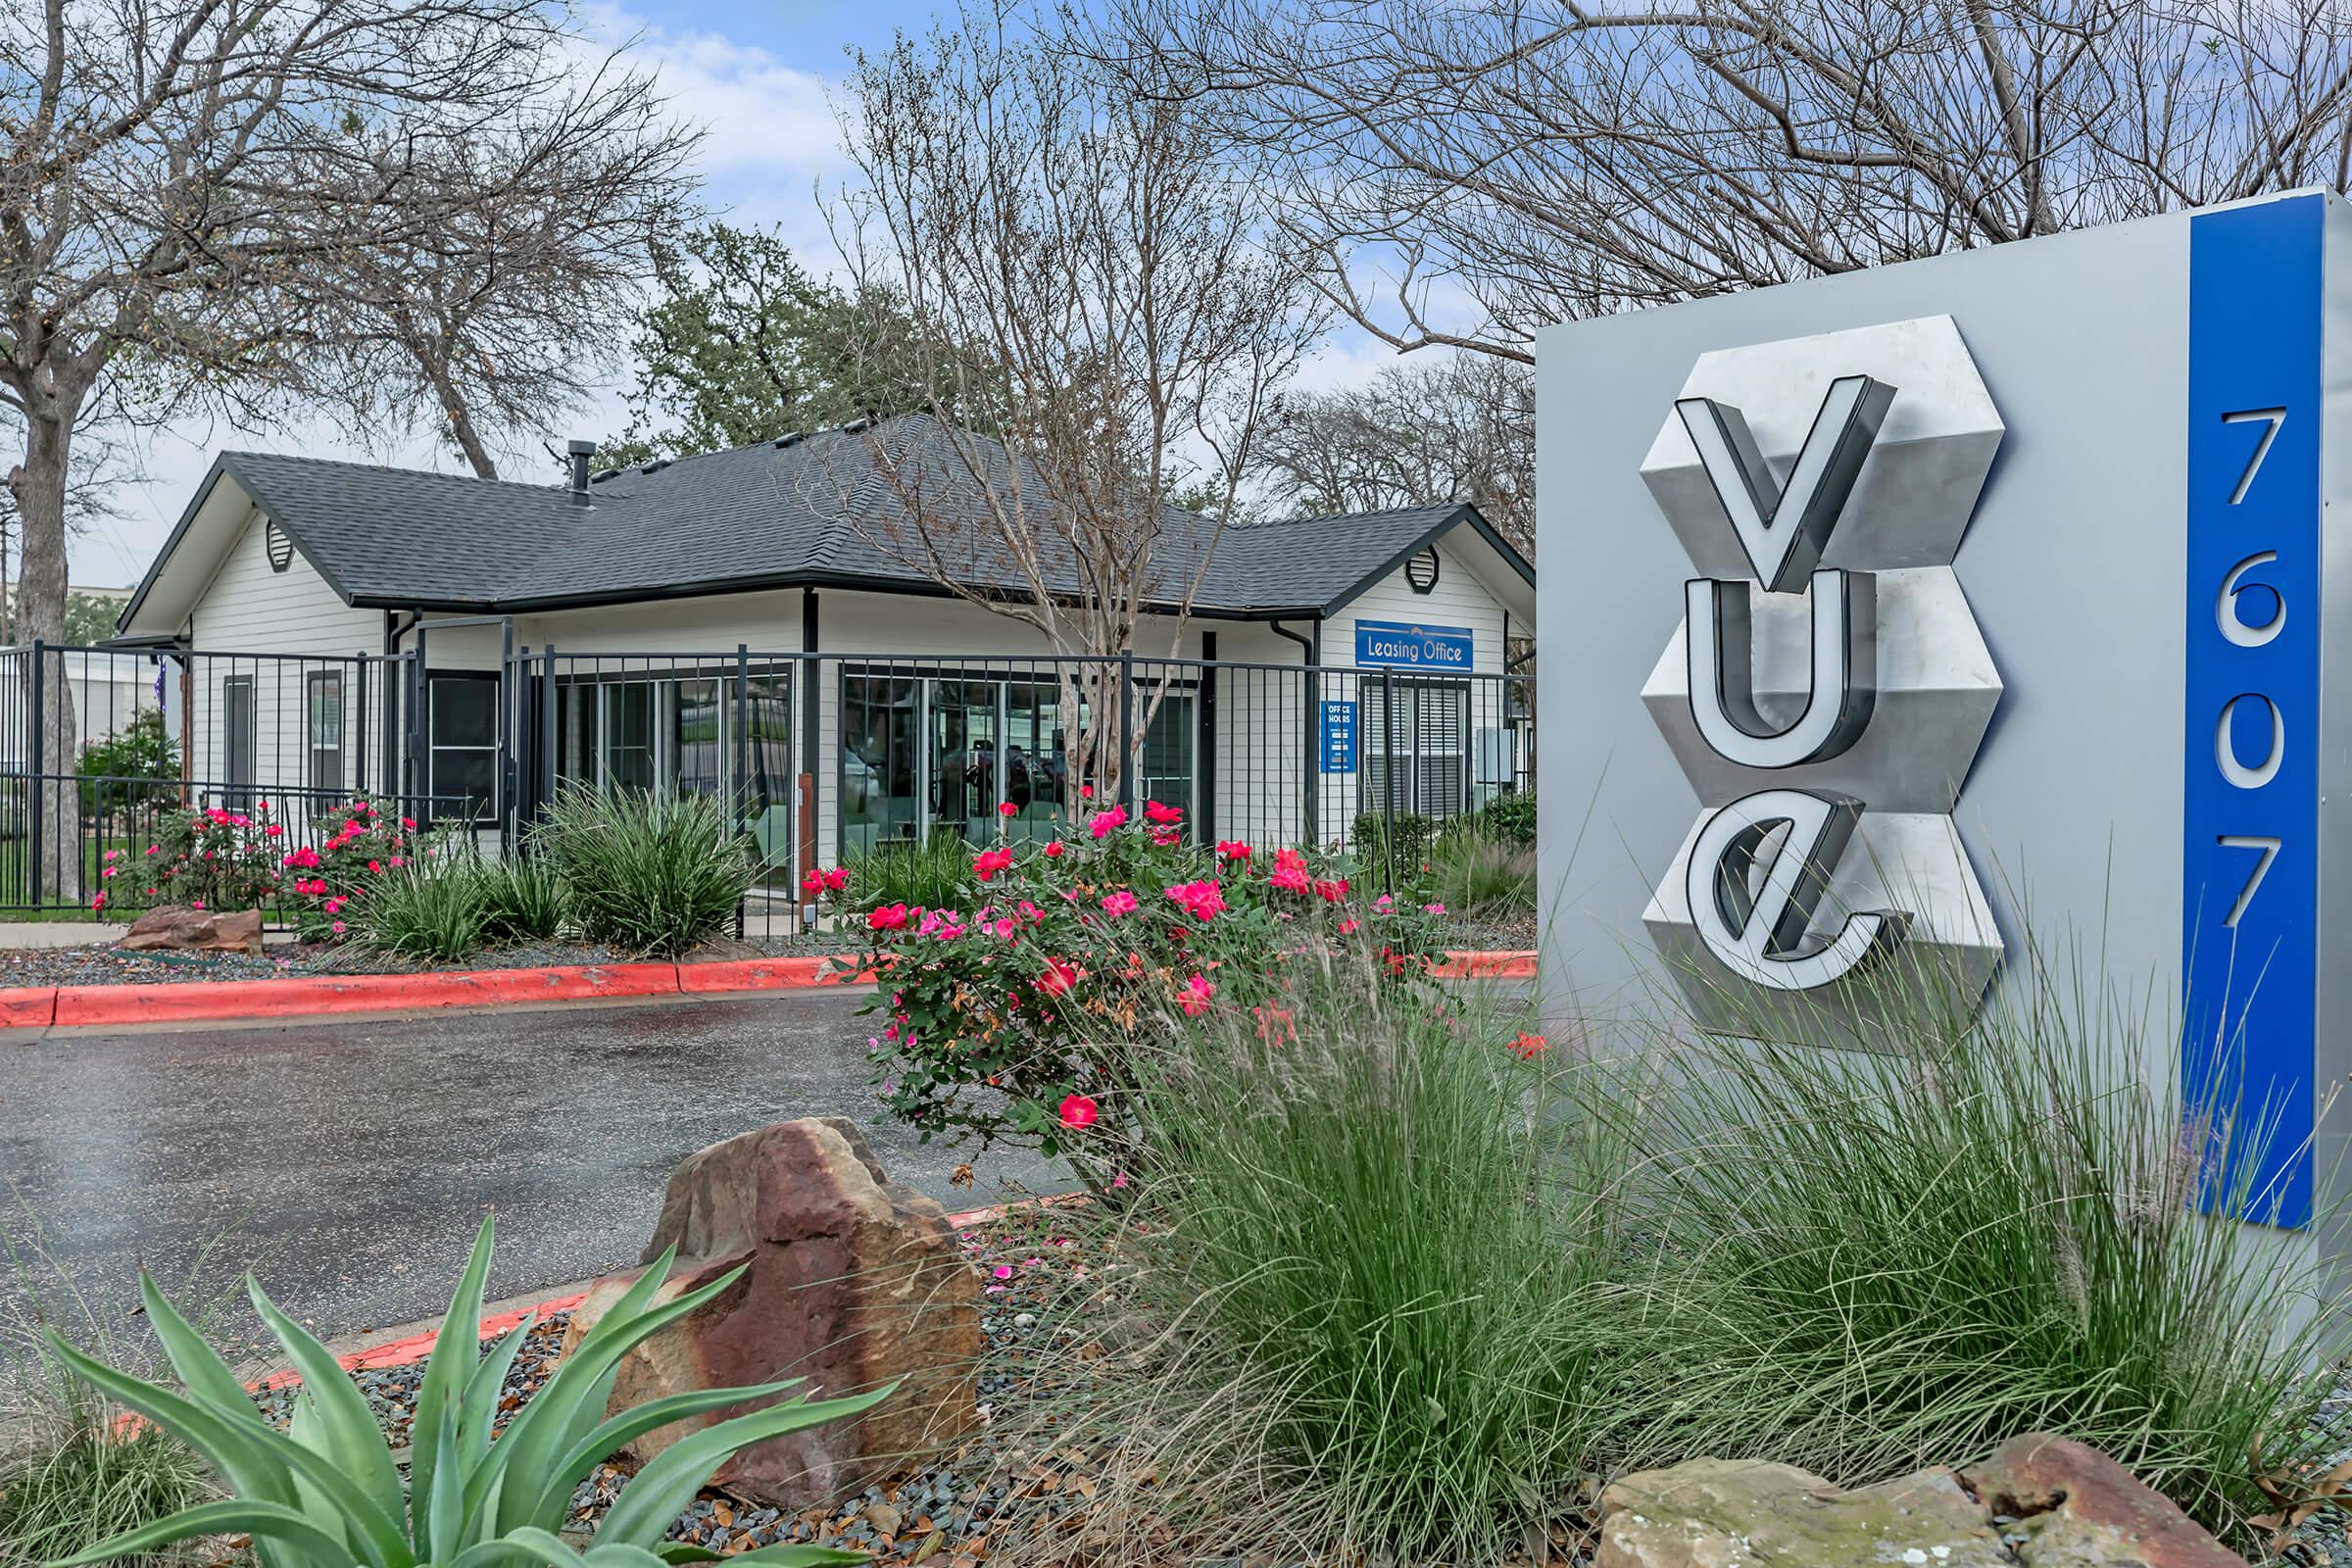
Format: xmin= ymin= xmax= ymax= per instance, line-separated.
xmin=0 ymin=993 xmax=1070 ymax=1355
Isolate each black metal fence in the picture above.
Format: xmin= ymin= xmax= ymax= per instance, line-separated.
xmin=0 ymin=641 xmax=459 ymax=913
xmin=0 ymin=640 xmax=1535 ymax=934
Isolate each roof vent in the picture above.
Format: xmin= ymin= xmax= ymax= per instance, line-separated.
xmin=591 ymin=467 xmax=620 ymax=484
xmin=842 ymin=417 xmax=871 ymax=435
xmin=265 ymin=519 xmax=294 ymax=573
xmin=565 ymin=438 xmax=596 ymax=503
xmin=772 ymin=432 xmax=803 ymax=449
xmin=640 ymin=459 xmax=669 ymax=475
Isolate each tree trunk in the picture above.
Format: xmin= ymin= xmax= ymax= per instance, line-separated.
xmin=427 ymin=355 xmax=500 ymax=479
xmin=5 ymin=404 xmax=82 ymax=904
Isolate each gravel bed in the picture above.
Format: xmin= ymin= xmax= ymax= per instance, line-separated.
xmin=0 ymin=939 xmax=637 ymax=989
xmin=230 ymin=1209 xmax=1160 ymax=1567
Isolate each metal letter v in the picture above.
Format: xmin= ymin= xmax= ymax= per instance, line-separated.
xmin=1675 ymin=374 xmax=1895 ymax=594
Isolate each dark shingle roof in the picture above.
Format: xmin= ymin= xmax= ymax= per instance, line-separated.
xmin=139 ymin=414 xmax=1529 ymax=621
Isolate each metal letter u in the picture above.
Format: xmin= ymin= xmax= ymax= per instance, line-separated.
xmin=1685 ymin=568 xmax=1877 ymax=769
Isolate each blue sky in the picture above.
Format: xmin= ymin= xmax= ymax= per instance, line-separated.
xmin=81 ymin=0 xmax=1404 ymax=589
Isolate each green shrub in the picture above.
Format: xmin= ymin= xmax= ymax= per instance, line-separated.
xmin=76 ymin=710 xmax=177 ymax=825
xmin=474 ymin=855 xmax=566 ymax=944
xmin=1424 ymin=827 xmax=1536 ymax=920
xmin=843 ymin=830 xmax=976 ymax=911
xmin=1350 ymin=809 xmax=1435 ymax=878
xmin=347 ymin=858 xmax=489 ymax=962
xmin=42 ymin=1214 xmax=885 ymax=1568
xmin=1474 ymin=789 xmax=1535 ymax=846
xmin=1081 ymin=965 xmax=1622 ymax=1561
xmin=532 ymin=786 xmax=753 ymax=957
xmin=1624 ymin=945 xmax=2343 ymax=1541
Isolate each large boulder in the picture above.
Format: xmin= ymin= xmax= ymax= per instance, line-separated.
xmin=559 ymin=1117 xmax=982 ymax=1506
xmin=1595 ymin=1458 xmax=2012 ymax=1567
xmin=1961 ymin=1433 xmax=2250 ymax=1568
xmin=119 ymin=905 xmax=263 ymax=954
xmin=1594 ymin=1442 xmax=2250 ymax=1567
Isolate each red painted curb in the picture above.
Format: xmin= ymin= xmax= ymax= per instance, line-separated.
xmin=50 ymin=963 xmax=678 ymax=1029
xmin=1433 ymin=949 xmax=1539 ymax=979
xmin=0 ymin=985 xmax=57 ymax=1029
xmin=675 ymin=956 xmax=876 ymax=994
xmin=15 ymin=948 xmax=1537 ymax=1032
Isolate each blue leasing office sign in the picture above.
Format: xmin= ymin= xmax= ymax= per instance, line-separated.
xmin=1356 ymin=619 xmax=1474 ymax=669
xmin=1320 ymin=701 xmax=1357 ymax=773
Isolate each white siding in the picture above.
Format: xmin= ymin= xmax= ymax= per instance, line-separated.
xmin=181 ymin=510 xmax=386 ymax=809
xmin=167 ymin=518 xmax=1526 ymax=860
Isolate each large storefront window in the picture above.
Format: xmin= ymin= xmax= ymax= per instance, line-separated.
xmin=842 ymin=668 xmax=1193 ymax=856
xmin=554 ymin=669 xmax=791 ymax=844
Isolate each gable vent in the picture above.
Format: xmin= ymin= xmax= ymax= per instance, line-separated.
xmin=265 ymin=519 xmax=294 ymax=573
xmin=1405 ymin=545 xmax=1441 ymax=594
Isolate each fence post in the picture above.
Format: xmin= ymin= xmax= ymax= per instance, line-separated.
xmin=1117 ymin=651 xmax=1135 ymax=811
xmin=355 ymin=656 xmax=370 ymax=802
xmin=1381 ymin=666 xmax=1398 ymax=896
xmin=497 ymin=621 xmax=514 ymax=850
xmin=406 ymin=626 xmax=427 ymax=808
xmin=734 ymin=643 xmax=750 ymax=942
xmin=27 ymin=640 xmax=42 ymax=909
xmin=540 ymin=644 xmax=558 ymax=824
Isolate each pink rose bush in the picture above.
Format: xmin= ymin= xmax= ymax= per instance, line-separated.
xmin=810 ymin=800 xmax=1446 ymax=1191
xmin=96 ymin=795 xmax=413 ymax=940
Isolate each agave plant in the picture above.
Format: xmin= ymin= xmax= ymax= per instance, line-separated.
xmin=43 ymin=1215 xmax=888 ymax=1567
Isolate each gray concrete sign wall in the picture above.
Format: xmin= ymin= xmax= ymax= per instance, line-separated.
xmin=1537 ymin=189 xmax=2352 ymax=1234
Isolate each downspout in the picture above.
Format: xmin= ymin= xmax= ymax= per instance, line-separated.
xmin=1270 ymin=616 xmax=1321 ymax=844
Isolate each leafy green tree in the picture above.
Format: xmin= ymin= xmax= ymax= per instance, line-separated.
xmin=603 ymin=223 xmax=930 ymax=465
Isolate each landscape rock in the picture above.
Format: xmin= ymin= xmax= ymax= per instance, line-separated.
xmin=1595 ymin=1443 xmax=2250 ymax=1567
xmin=1961 ymin=1433 xmax=2250 ymax=1568
xmin=118 ymin=905 xmax=263 ymax=954
xmin=1595 ymin=1457 xmax=2012 ymax=1567
xmin=560 ymin=1116 xmax=982 ymax=1507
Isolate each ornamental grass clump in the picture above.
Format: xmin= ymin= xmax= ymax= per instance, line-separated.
xmin=41 ymin=1214 xmax=886 ymax=1568
xmin=472 ymin=854 xmax=566 ymax=944
xmin=1025 ymin=960 xmax=1631 ymax=1564
xmin=1622 ymin=932 xmax=2346 ymax=1542
xmin=347 ymin=858 xmax=490 ymax=963
xmin=1423 ymin=825 xmax=1537 ymax=921
xmin=532 ymin=786 xmax=753 ymax=958
xmin=0 ymin=1222 xmax=219 ymax=1566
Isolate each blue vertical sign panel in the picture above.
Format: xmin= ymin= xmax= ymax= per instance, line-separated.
xmin=1320 ymin=700 xmax=1357 ymax=773
xmin=2183 ymin=195 xmax=2324 ymax=1228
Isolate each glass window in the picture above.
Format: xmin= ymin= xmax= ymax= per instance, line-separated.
xmin=673 ymin=678 xmax=724 ymax=796
xmin=841 ymin=673 xmax=919 ymax=858
xmin=928 ymin=677 xmax=1001 ymax=845
xmin=557 ymin=683 xmax=600 ymax=786
xmin=603 ymin=682 xmax=655 ymax=791
xmin=1135 ymin=690 xmax=1195 ymax=828
xmin=1364 ymin=678 xmax=1469 ymax=820
xmin=307 ymin=671 xmax=343 ymax=801
xmin=1003 ymin=680 xmax=1076 ymax=843
xmin=222 ymin=675 xmax=255 ymax=807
